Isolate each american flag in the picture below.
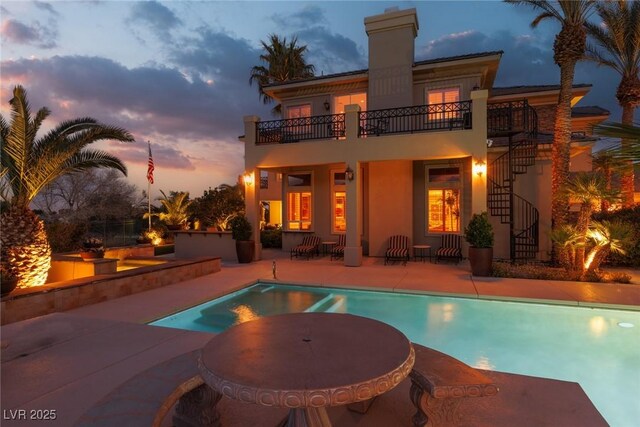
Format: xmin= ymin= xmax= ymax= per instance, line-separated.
xmin=147 ymin=142 xmax=154 ymax=184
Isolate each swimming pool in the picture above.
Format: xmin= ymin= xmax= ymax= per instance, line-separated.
xmin=150 ymin=283 xmax=640 ymax=426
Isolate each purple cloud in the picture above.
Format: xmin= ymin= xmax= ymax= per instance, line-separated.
xmin=127 ymin=0 xmax=182 ymax=42
xmin=0 ymin=18 xmax=57 ymax=49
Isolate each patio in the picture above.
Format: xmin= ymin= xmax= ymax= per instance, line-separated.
xmin=1 ymin=249 xmax=638 ymax=426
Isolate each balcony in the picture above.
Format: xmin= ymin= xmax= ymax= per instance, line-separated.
xmin=256 ymin=114 xmax=345 ymax=144
xmin=255 ymin=100 xmax=473 ymax=144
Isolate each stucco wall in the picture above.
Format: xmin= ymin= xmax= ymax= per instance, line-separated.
xmin=174 ymin=231 xmax=236 ymax=262
xmin=368 ymin=160 xmax=413 ymax=257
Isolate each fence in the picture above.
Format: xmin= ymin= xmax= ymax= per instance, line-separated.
xmin=87 ymin=219 xmax=144 ymax=248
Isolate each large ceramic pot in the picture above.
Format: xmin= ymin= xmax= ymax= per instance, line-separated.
xmin=1 ymin=276 xmax=18 ymax=297
xmin=468 ymin=247 xmax=493 ymax=276
xmin=80 ymin=250 xmax=105 ymax=261
xmin=235 ymin=240 xmax=255 ymax=264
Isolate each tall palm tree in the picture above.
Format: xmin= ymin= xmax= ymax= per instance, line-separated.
xmin=249 ymin=34 xmax=315 ymax=115
xmin=585 ymin=0 xmax=640 ymax=208
xmin=0 ymin=85 xmax=133 ymax=288
xmin=506 ymin=1 xmax=596 ymax=233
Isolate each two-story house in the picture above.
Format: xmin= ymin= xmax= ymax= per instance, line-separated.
xmin=241 ymin=7 xmax=608 ymax=266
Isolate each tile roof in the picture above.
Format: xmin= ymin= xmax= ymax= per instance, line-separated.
xmin=263 ymin=51 xmax=504 ymax=88
xmin=571 ymin=106 xmax=610 ymax=117
xmin=491 ymin=84 xmax=592 ymax=97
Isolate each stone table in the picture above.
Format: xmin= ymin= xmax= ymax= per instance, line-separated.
xmin=198 ymin=312 xmax=415 ymax=427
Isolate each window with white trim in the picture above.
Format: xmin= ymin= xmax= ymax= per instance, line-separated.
xmin=426 ymin=87 xmax=460 ymax=121
xmin=426 ymin=166 xmax=461 ymax=233
xmin=286 ymin=172 xmax=312 ymax=230
xmin=331 ymin=171 xmax=346 ymax=233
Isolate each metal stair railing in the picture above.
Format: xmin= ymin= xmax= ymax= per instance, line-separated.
xmin=487 ymin=100 xmax=540 ymax=262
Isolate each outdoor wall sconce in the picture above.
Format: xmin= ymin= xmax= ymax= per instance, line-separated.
xmin=323 ymin=100 xmax=331 ymax=111
xmin=473 ymin=160 xmax=487 ymax=177
xmin=345 ymin=165 xmax=354 ymax=181
xmin=472 ymin=84 xmax=480 ymax=91
xmin=243 ymin=172 xmax=254 ymax=186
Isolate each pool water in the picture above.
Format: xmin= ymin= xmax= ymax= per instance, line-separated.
xmin=150 ymin=283 xmax=640 ymax=426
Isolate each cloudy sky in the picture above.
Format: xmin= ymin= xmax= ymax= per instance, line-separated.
xmin=0 ymin=0 xmax=630 ymax=198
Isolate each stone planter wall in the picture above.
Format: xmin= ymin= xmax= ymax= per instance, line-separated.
xmin=1 ymin=257 xmax=221 ymax=325
xmin=174 ymin=231 xmax=236 ymax=262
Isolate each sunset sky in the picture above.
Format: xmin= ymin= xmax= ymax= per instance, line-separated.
xmin=1 ymin=0 xmax=630 ymax=200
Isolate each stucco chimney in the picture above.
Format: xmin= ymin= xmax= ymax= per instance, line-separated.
xmin=364 ymin=8 xmax=419 ymax=110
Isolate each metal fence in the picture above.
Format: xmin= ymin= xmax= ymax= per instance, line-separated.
xmin=87 ymin=219 xmax=143 ymax=248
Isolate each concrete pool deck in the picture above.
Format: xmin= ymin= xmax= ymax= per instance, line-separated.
xmin=1 ymin=249 xmax=638 ymax=426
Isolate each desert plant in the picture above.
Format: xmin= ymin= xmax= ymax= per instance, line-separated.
xmin=463 ymin=212 xmax=494 ymax=248
xmin=229 ymin=215 xmax=252 ymax=241
xmin=145 ymin=190 xmax=191 ymax=228
xmin=0 ymin=85 xmax=132 ymax=287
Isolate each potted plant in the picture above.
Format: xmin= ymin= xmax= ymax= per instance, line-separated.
xmin=1 ymin=265 xmax=19 ymax=297
xmin=80 ymin=236 xmax=105 ymax=260
xmin=463 ymin=212 xmax=494 ymax=276
xmin=229 ymin=214 xmax=254 ymax=263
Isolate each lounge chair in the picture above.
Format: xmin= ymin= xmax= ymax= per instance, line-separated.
xmin=384 ymin=235 xmax=410 ymax=265
xmin=290 ymin=235 xmax=321 ymax=260
xmin=435 ymin=234 xmax=462 ymax=264
xmin=330 ymin=234 xmax=347 ymax=261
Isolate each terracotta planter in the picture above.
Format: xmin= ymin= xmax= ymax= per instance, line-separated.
xmin=235 ymin=240 xmax=255 ymax=264
xmin=468 ymin=247 xmax=493 ymax=276
xmin=80 ymin=250 xmax=105 ymax=261
xmin=1 ymin=276 xmax=18 ymax=297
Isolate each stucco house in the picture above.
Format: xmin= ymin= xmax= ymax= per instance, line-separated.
xmin=240 ymin=7 xmax=608 ymax=266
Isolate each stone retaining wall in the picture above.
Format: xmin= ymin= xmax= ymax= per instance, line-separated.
xmin=0 ymin=257 xmax=221 ymax=325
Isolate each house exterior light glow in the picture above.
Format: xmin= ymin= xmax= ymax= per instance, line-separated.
xmin=240 ymin=8 xmax=609 ymax=265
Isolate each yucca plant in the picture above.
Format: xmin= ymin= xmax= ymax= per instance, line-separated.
xmin=0 ymin=85 xmax=133 ymax=287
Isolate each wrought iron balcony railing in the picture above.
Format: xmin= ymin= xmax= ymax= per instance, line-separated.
xmin=256 ymin=114 xmax=345 ymax=144
xmin=359 ymin=101 xmax=472 ymax=137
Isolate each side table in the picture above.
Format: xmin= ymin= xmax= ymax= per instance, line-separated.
xmin=321 ymin=241 xmax=337 ymax=256
xmin=413 ymin=245 xmax=431 ymax=263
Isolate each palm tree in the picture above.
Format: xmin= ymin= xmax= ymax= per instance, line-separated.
xmin=591 ymin=151 xmax=632 ymax=211
xmin=584 ymin=219 xmax=635 ymax=272
xmin=595 ymin=121 xmax=640 ymax=162
xmin=562 ymin=172 xmax=619 ymax=269
xmin=0 ymin=85 xmax=133 ymax=288
xmin=506 ymin=1 xmax=596 ymax=233
xmin=145 ymin=190 xmax=192 ymax=229
xmin=585 ymin=0 xmax=640 ymax=208
xmin=249 ymin=34 xmax=315 ymax=115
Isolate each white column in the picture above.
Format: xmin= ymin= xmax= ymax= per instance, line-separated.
xmin=244 ymin=167 xmax=262 ymax=261
xmin=344 ymin=161 xmax=362 ymax=267
xmin=243 ymin=116 xmax=262 ymax=261
xmin=471 ymin=89 xmax=488 ymax=214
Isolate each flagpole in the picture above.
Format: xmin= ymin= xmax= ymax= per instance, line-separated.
xmin=147 ymin=140 xmax=152 ymax=232
xmin=148 ymin=179 xmax=151 ymax=232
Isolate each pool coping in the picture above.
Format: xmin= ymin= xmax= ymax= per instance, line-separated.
xmin=145 ymin=277 xmax=640 ymax=325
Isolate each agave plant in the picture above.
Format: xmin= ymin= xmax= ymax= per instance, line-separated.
xmin=0 ymin=85 xmax=133 ymax=287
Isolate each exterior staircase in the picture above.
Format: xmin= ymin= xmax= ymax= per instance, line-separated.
xmin=487 ymin=100 xmax=539 ymax=262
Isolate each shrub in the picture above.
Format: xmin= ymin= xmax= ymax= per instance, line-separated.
xmin=229 ymin=215 xmax=252 ymax=241
xmin=261 ymin=228 xmax=282 ymax=248
xmin=45 ymin=220 xmax=88 ymax=253
xmin=491 ymin=261 xmax=633 ymax=284
xmin=464 ymin=212 xmax=494 ymax=248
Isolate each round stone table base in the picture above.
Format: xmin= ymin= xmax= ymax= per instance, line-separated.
xmin=279 ymin=407 xmax=331 ymax=427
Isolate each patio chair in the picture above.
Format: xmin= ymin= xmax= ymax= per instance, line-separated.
xmin=290 ymin=235 xmax=321 ymax=260
xmin=330 ymin=234 xmax=347 ymax=261
xmin=435 ymin=234 xmax=462 ymax=264
xmin=384 ymin=235 xmax=410 ymax=266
